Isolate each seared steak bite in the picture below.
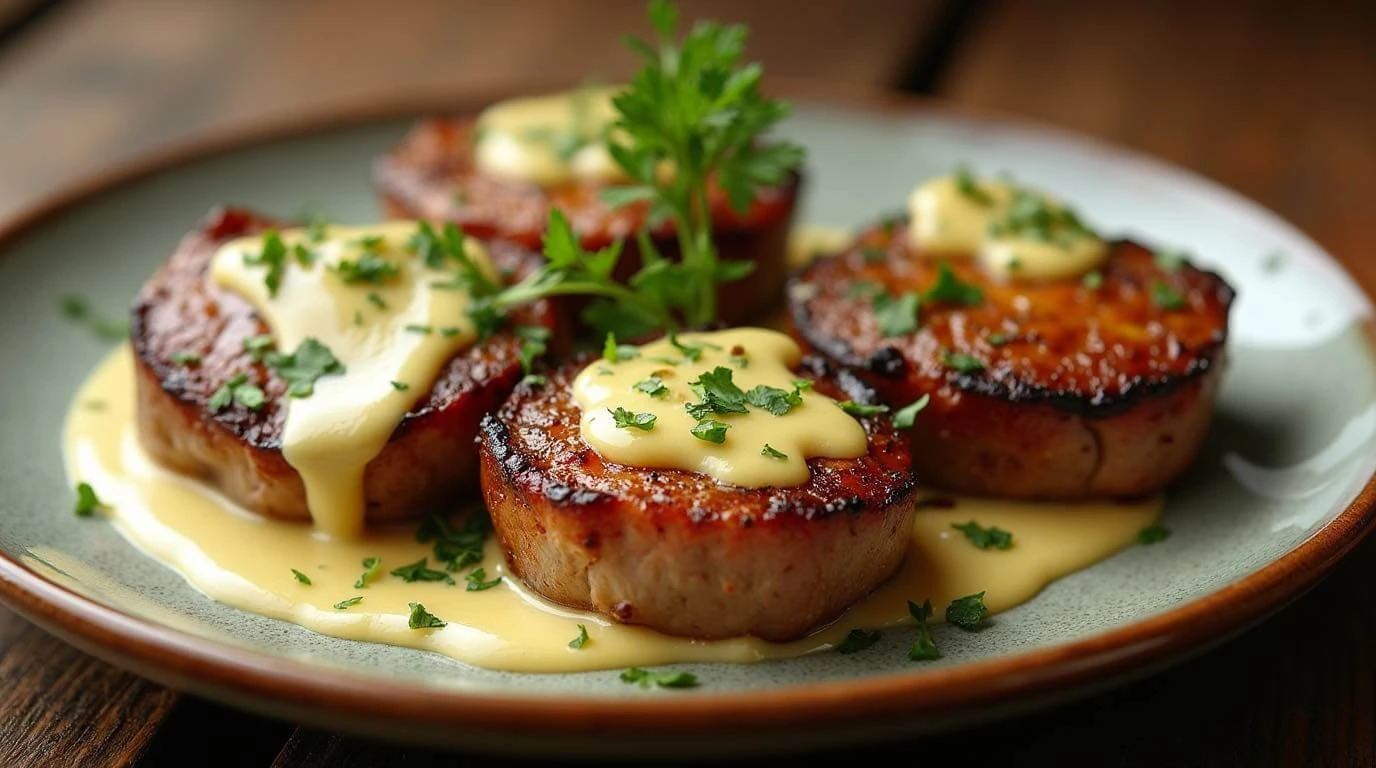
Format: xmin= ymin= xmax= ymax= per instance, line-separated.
xmin=132 ymin=206 xmax=560 ymax=524
xmin=479 ymin=356 xmax=917 ymax=641
xmin=789 ymin=220 xmax=1233 ymax=500
xmin=374 ymin=117 xmax=800 ymax=324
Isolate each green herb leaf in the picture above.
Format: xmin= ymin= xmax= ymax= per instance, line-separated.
xmin=355 ymin=557 xmax=381 ymax=589
xmin=291 ymin=568 xmax=313 ymax=585
xmin=515 ymin=325 xmax=551 ymax=375
xmin=389 ymin=557 xmax=454 ymax=584
xmin=951 ymin=520 xmax=1014 ymax=550
xmin=331 ymin=251 xmax=400 ymax=286
xmin=611 ymin=407 xmax=657 ymax=431
xmin=243 ymin=334 xmax=275 ymax=361
xmin=744 ymin=384 xmax=802 ymax=416
xmin=1137 ymin=524 xmax=1171 ymax=545
xmin=761 ymin=443 xmax=788 ymax=460
xmin=264 ymin=338 xmax=345 ymax=398
xmin=690 ymin=419 xmax=729 ymax=444
xmin=838 ymin=400 xmax=888 ymax=417
xmin=407 ymin=602 xmax=447 ymax=629
xmin=333 ymin=596 xmax=364 ymax=610
xmin=464 ymin=567 xmax=503 ymax=592
xmin=892 ymin=394 xmax=930 ymax=429
xmin=390 ymin=380 xmax=409 ymax=391
xmin=74 ymin=482 xmax=106 ymax=517
xmin=1082 ymin=270 xmax=1104 ymax=290
xmin=417 ymin=512 xmax=490 ymax=571
xmin=569 ymin=624 xmax=590 ymax=650
xmin=686 ymin=366 xmax=749 ymax=417
xmin=835 ymin=628 xmax=881 ymax=654
xmin=619 ymin=665 xmax=699 ymax=689
xmin=366 ymin=291 xmax=388 ymax=310
xmin=602 ymin=332 xmax=641 ymax=363
xmin=946 ymin=591 xmax=988 ymax=631
xmin=942 ymin=351 xmax=985 ymax=374
xmin=846 ymin=280 xmax=883 ymax=300
xmin=1151 ymin=281 xmax=1187 ymax=311
xmin=922 ymin=262 xmax=984 ymax=306
xmin=634 ymin=376 xmax=669 ymax=398
xmin=242 ymin=230 xmax=288 ymax=298
xmin=1155 ymin=249 xmax=1188 ymax=273
xmin=953 ymin=165 xmax=993 ymax=206
xmin=873 ymin=291 xmax=920 ymax=337
xmin=907 ymin=599 xmax=941 ymax=661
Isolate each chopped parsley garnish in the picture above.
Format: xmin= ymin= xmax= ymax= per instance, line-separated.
xmin=846 ymin=280 xmax=883 ymax=300
xmin=1137 ymin=524 xmax=1171 ymax=545
xmin=263 ymin=338 xmax=345 ymax=397
xmin=292 ymin=243 xmax=316 ymax=267
xmin=838 ymin=401 xmax=888 ymax=417
xmin=611 ymin=407 xmax=657 ymax=431
xmin=439 ymin=326 xmax=462 ymax=337
xmin=74 ymin=482 xmax=106 ymax=517
xmin=744 ymin=384 xmax=802 ymax=416
xmin=291 ymin=569 xmax=312 ymax=585
xmin=987 ymin=188 xmax=1098 ymax=245
xmin=619 ymin=667 xmax=699 ymax=689
xmin=922 ymin=262 xmax=984 ymax=306
xmin=407 ymin=602 xmax=447 ymax=629
xmin=602 ymin=332 xmax=641 ymax=363
xmin=208 ymin=373 xmax=265 ymax=412
xmin=390 ymin=380 xmax=409 ymax=391
xmin=515 ymin=325 xmax=552 ymax=375
xmin=953 ymin=165 xmax=993 ymax=206
xmin=243 ymin=334 xmax=275 ymax=361
xmin=169 ymin=350 xmax=201 ymax=366
xmin=366 ymin=291 xmax=388 ymax=310
xmin=634 ymin=376 xmax=669 ymax=398
xmin=331 ymin=251 xmax=399 ymax=285
xmin=892 ymin=394 xmax=930 ymax=429
xmin=1154 ymin=249 xmax=1188 ymax=273
xmin=951 ymin=520 xmax=1014 ymax=550
xmin=404 ymin=324 xmax=433 ymax=335
xmin=873 ymin=291 xmax=920 ymax=337
xmin=569 ymin=624 xmax=590 ymax=650
xmin=1262 ymin=251 xmax=1285 ymax=273
xmin=242 ymin=230 xmax=288 ymax=298
xmin=690 ymin=419 xmax=729 ymax=444
xmin=464 ymin=567 xmax=502 ymax=591
xmin=761 ymin=444 xmax=788 ymax=460
xmin=1082 ymin=270 xmax=1104 ymax=290
xmin=686 ymin=366 xmax=749 ymax=417
xmin=860 ymin=247 xmax=887 ymax=263
xmin=333 ymin=596 xmax=364 ymax=610
xmin=57 ymin=295 xmax=130 ymax=342
xmin=907 ymin=599 xmax=940 ymax=661
xmin=835 ymin=628 xmax=881 ymax=654
xmin=942 ymin=351 xmax=985 ymax=374
xmin=354 ymin=557 xmax=382 ymax=589
xmin=946 ymin=591 xmax=988 ymax=630
xmin=306 ymin=218 xmax=329 ymax=244
xmin=416 ymin=512 xmax=490 ymax=571
xmin=522 ymin=374 xmax=547 ymax=387
xmin=390 ymin=558 xmax=454 ymax=584
xmin=669 ymin=333 xmax=713 ymax=362
xmin=1151 ymin=281 xmax=1187 ymax=310
xmin=987 ymin=332 xmax=1011 ymax=346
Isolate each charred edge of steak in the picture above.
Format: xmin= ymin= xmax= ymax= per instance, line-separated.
xmin=788 ymin=237 xmax=1235 ymax=420
xmin=482 ymin=357 xmax=916 ymax=525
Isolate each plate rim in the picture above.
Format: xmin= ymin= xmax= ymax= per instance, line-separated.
xmin=3 ymin=81 xmax=1375 ymax=740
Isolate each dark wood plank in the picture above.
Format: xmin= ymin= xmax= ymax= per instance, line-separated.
xmin=0 ymin=606 xmax=176 ymax=767
xmin=0 ymin=0 xmax=942 ymax=223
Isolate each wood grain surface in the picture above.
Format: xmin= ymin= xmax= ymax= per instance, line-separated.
xmin=1 ymin=0 xmax=1374 ymax=765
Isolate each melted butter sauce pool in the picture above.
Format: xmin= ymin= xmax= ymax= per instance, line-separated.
xmin=66 ymin=347 xmax=1160 ymax=673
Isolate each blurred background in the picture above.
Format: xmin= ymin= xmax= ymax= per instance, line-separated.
xmin=2 ymin=0 xmax=1371 ymax=292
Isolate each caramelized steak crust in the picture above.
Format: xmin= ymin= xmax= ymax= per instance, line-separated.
xmin=479 ymin=356 xmax=917 ymax=641
xmin=788 ymin=220 xmax=1234 ymax=499
xmin=131 ymin=206 xmax=561 ymax=523
xmin=373 ymin=117 xmax=801 ymax=323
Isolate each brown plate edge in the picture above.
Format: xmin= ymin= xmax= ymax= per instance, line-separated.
xmin=0 ymin=79 xmax=1373 ymax=748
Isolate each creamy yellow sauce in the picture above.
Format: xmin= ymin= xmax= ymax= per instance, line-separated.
xmin=907 ymin=172 xmax=1108 ymax=280
xmin=474 ymin=86 xmax=626 ymax=186
xmin=573 ymin=328 xmax=868 ymax=488
xmin=210 ymin=223 xmax=493 ymax=539
xmin=66 ymin=347 xmax=1160 ymax=673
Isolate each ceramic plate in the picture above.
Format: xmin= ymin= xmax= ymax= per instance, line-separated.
xmin=1 ymin=91 xmax=1373 ymax=758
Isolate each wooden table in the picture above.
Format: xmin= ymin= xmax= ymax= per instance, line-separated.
xmin=2 ymin=0 xmax=1374 ymax=764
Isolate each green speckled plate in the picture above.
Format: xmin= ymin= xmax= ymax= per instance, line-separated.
xmin=1 ymin=90 xmax=1373 ymax=757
